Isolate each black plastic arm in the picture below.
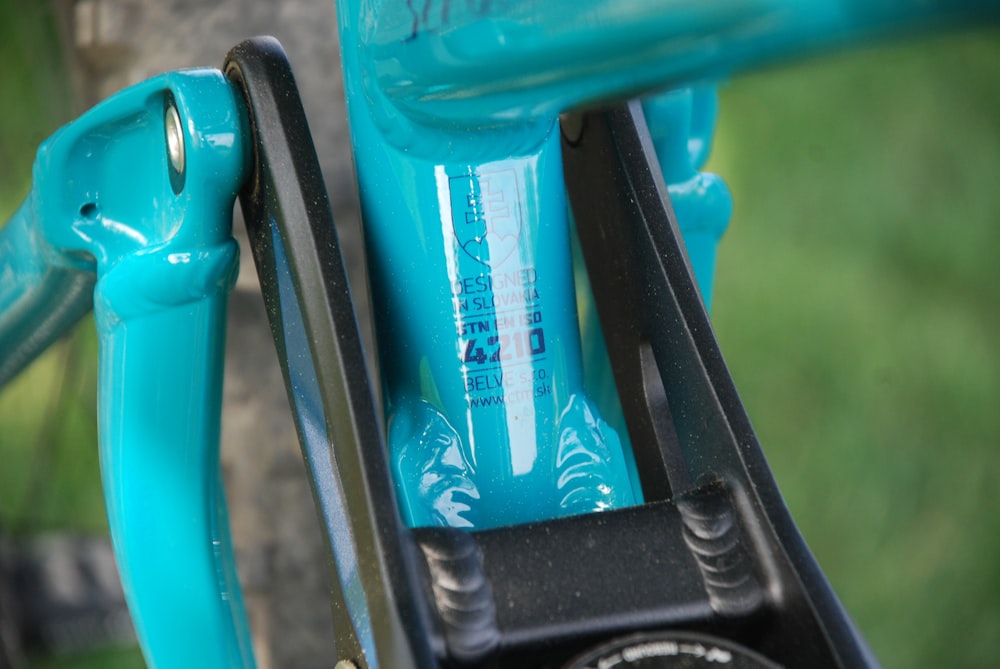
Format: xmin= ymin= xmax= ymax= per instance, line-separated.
xmin=223 ymin=37 xmax=440 ymax=669
xmin=560 ymin=102 xmax=880 ymax=668
xmin=220 ymin=35 xmax=879 ymax=669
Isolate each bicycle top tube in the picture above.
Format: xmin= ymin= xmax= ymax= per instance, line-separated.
xmin=360 ymin=0 xmax=999 ymax=132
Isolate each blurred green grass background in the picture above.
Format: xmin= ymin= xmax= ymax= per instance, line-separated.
xmin=0 ymin=3 xmax=138 ymax=667
xmin=0 ymin=3 xmax=105 ymax=537
xmin=710 ymin=29 xmax=1000 ymax=668
xmin=0 ymin=3 xmax=997 ymax=668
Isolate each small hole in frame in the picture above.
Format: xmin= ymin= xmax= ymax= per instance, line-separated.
xmin=79 ymin=202 xmax=99 ymax=219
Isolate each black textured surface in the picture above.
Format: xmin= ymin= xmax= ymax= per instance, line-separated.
xmin=561 ymin=102 xmax=880 ymax=669
xmin=473 ymin=502 xmax=716 ymax=649
xmin=224 ymin=37 xmax=438 ymax=668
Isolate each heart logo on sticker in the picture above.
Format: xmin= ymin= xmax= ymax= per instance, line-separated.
xmin=450 ymin=169 xmax=522 ymax=268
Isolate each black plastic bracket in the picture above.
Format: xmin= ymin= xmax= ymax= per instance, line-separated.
xmin=560 ymin=102 xmax=880 ymax=668
xmin=220 ymin=35 xmax=880 ymax=669
xmin=223 ymin=37 xmax=440 ymax=669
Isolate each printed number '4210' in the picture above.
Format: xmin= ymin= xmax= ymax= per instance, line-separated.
xmin=464 ymin=328 xmax=545 ymax=365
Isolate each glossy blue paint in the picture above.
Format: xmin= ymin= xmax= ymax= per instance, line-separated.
xmin=368 ymin=0 xmax=1000 ymax=129
xmin=339 ymin=0 xmax=1000 ymax=534
xmin=0 ymin=200 xmax=95 ymax=386
xmin=643 ymin=88 xmax=733 ymax=311
xmin=339 ymin=0 xmax=637 ymax=530
xmin=24 ymin=70 xmax=252 ymax=667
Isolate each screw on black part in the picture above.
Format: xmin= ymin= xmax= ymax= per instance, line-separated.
xmin=675 ymin=481 xmax=765 ymax=618
xmin=416 ymin=528 xmax=500 ymax=665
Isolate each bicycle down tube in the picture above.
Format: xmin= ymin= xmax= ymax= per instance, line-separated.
xmin=0 ymin=1 xmax=998 ymax=668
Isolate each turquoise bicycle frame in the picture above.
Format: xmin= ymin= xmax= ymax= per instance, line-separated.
xmin=1 ymin=1 xmax=997 ymax=667
xmin=0 ymin=71 xmax=254 ymax=664
xmin=336 ymin=0 xmax=999 ymax=529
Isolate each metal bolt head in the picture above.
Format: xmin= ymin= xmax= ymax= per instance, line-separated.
xmin=164 ymin=102 xmax=185 ymax=176
xmin=559 ymin=112 xmax=585 ymax=146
